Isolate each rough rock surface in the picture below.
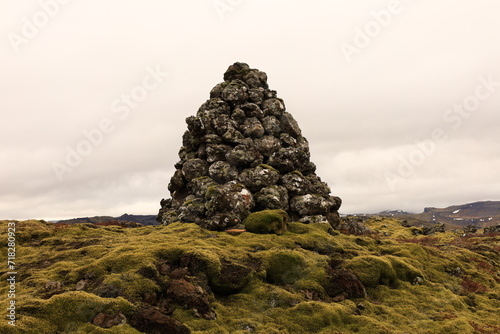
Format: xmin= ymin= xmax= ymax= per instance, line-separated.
xmin=157 ymin=62 xmax=341 ymax=230
xmin=484 ymin=224 xmax=500 ymax=234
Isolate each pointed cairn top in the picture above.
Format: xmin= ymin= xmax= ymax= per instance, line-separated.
xmin=157 ymin=62 xmax=341 ymax=231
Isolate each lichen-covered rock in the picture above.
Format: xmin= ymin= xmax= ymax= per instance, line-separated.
xmin=223 ymin=62 xmax=251 ymax=81
xmin=484 ymin=224 xmax=500 ymax=234
xmin=244 ymin=210 xmax=289 ymax=235
xmin=241 ymin=117 xmax=265 ymax=138
xmin=178 ymin=198 xmax=206 ymax=223
xmin=182 ymin=159 xmax=208 ymax=182
xmin=206 ymin=144 xmax=232 ymax=163
xmin=248 ymin=87 xmax=265 ymax=104
xmin=254 ymin=185 xmax=289 ymax=211
xmin=282 ymin=171 xmax=311 ymax=196
xmin=261 ymin=116 xmax=281 ymax=135
xmin=299 ymin=215 xmax=328 ymax=224
xmin=157 ymin=62 xmax=341 ymax=231
xmin=188 ymin=176 xmax=217 ymax=198
xmin=168 ymin=170 xmax=185 ymax=193
xmin=238 ymin=164 xmax=280 ymax=192
xmin=205 ymin=182 xmax=254 ymax=222
xmin=422 ymin=223 xmax=445 ymax=235
xmin=254 ymin=135 xmax=282 ymax=157
xmin=222 ymin=127 xmax=245 ymax=145
xmin=290 ymin=194 xmax=332 ymax=217
xmin=209 ymin=161 xmax=238 ymax=184
xmin=262 ymin=98 xmax=286 ymax=117
xmin=221 ymin=80 xmax=248 ymax=104
xmin=243 ymin=69 xmax=268 ymax=89
xmin=331 ymin=216 xmax=372 ymax=235
xmin=225 ymin=143 xmax=263 ymax=167
xmin=279 ymin=112 xmax=302 ymax=138
xmin=240 ymin=102 xmax=264 ymax=118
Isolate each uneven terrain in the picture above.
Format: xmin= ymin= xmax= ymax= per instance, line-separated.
xmin=1 ymin=217 xmax=499 ymax=333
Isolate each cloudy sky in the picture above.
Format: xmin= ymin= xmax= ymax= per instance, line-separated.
xmin=1 ymin=0 xmax=499 ymax=220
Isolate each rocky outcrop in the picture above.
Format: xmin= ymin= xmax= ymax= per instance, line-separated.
xmin=157 ymin=62 xmax=341 ymax=231
xmin=484 ymin=224 xmax=500 ymax=234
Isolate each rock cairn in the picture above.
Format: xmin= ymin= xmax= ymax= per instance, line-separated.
xmin=157 ymin=62 xmax=341 ymax=231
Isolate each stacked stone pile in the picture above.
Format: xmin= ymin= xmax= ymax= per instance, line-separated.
xmin=157 ymin=62 xmax=341 ymax=231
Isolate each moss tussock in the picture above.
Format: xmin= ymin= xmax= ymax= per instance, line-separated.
xmin=243 ymin=209 xmax=289 ymax=235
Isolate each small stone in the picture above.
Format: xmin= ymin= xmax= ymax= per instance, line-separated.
xmin=413 ymin=276 xmax=424 ymax=285
xmin=75 ymin=280 xmax=87 ymax=291
xmin=226 ymin=228 xmax=246 ymax=235
xmin=45 ymin=281 xmax=62 ymax=292
xmin=92 ymin=312 xmax=126 ymax=328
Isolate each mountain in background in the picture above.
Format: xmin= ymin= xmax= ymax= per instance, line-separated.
xmin=55 ymin=214 xmax=158 ymax=226
xmin=376 ymin=200 xmax=500 ymax=229
xmin=51 ymin=201 xmax=499 ymax=230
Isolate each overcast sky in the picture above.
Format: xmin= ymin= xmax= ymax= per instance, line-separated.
xmin=1 ymin=0 xmax=499 ymax=220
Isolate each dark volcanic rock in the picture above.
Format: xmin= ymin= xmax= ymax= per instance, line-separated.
xmin=157 ymin=62 xmax=341 ymax=231
xmin=484 ymin=224 xmax=500 ymax=234
xmin=129 ymin=306 xmax=191 ymax=334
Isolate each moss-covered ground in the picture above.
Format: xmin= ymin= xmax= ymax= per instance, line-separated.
xmin=0 ymin=218 xmax=499 ymax=333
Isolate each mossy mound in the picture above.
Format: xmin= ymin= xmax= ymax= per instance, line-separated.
xmin=1 ymin=218 xmax=499 ymax=333
xmin=243 ymin=209 xmax=289 ymax=235
xmin=263 ymin=249 xmax=307 ymax=284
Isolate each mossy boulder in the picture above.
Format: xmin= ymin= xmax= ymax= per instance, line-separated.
xmin=243 ymin=209 xmax=289 ymax=235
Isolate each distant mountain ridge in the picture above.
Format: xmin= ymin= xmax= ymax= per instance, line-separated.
xmin=377 ymin=201 xmax=500 ymax=229
xmin=55 ymin=214 xmax=158 ymax=226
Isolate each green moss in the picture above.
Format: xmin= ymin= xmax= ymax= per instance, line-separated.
xmin=287 ymin=222 xmax=310 ymax=234
xmin=19 ymin=291 xmax=134 ymax=333
xmin=345 ymin=255 xmax=397 ymax=288
xmin=259 ymin=163 xmax=279 ymax=173
xmin=271 ymin=301 xmax=348 ymax=333
xmin=264 ymin=249 xmax=307 ymax=284
xmin=1 ymin=217 xmax=499 ymax=334
xmin=99 ymin=272 xmax=159 ymax=301
xmin=244 ymin=210 xmax=289 ymax=235
xmin=183 ymin=247 xmax=222 ymax=279
xmin=205 ymin=185 xmax=219 ymax=200
xmin=95 ymin=250 xmax=148 ymax=273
